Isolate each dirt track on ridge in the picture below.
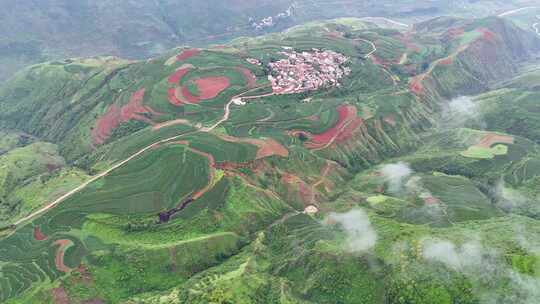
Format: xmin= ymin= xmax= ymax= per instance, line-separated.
xmin=13 ymin=85 xmax=272 ymax=228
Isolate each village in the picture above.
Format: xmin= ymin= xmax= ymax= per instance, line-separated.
xmin=267 ymin=48 xmax=351 ymax=94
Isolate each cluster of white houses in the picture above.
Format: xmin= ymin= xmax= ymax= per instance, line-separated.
xmin=267 ymin=49 xmax=351 ymax=94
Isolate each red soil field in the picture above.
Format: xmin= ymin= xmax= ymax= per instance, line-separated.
xmin=219 ymin=135 xmax=289 ymax=159
xmin=439 ymin=56 xmax=454 ymax=65
xmin=409 ymin=78 xmax=425 ymax=95
xmin=310 ymin=106 xmax=351 ymax=143
xmin=281 ymin=173 xmax=313 ymax=206
xmin=180 ymin=76 xmax=231 ymax=104
xmin=446 ymin=28 xmax=465 ymax=40
xmin=308 ymin=105 xmax=357 ymax=146
xmin=33 ymin=226 xmax=48 ymax=241
xmin=334 ymin=116 xmax=365 ymax=143
xmin=290 ymin=105 xmax=362 ymax=150
xmin=53 ymin=239 xmax=73 ymax=273
xmin=298 ymin=179 xmax=315 ymax=206
xmin=92 ymin=88 xmax=161 ymax=145
xmin=235 ymin=67 xmax=257 ymax=87
xmin=189 ymin=149 xmax=216 ymax=200
xmin=195 ymin=76 xmax=230 ymax=99
xmin=479 ymin=28 xmax=497 ymax=43
xmin=168 ymin=87 xmax=184 ymax=106
xmin=168 ymin=68 xmax=191 ymax=84
xmin=476 ymin=133 xmax=514 ymax=148
xmin=255 ymin=139 xmax=289 ymax=159
xmin=180 ymin=85 xmax=201 ymax=104
xmin=51 ymin=286 xmax=69 ymax=304
xmin=91 ymin=106 xmax=122 ymax=145
xmin=176 ymin=48 xmax=200 ymax=61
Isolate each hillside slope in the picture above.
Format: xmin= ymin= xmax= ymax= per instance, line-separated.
xmin=0 ymin=16 xmax=540 ymax=303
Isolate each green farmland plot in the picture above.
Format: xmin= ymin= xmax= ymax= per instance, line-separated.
xmin=3 ymin=14 xmax=540 ymax=304
xmin=0 ymin=145 xmax=211 ymax=301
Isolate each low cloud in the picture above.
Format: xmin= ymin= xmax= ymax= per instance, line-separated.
xmin=422 ymin=239 xmax=498 ymax=275
xmin=326 ymin=209 xmax=377 ymax=253
xmin=442 ymin=96 xmax=485 ymax=129
xmin=422 ymin=238 xmax=540 ymax=303
xmin=380 ymin=162 xmax=413 ymax=194
xmin=493 ymin=180 xmax=529 ymax=211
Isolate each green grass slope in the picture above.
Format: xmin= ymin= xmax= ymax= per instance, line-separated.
xmin=1 ymin=15 xmax=540 ymax=303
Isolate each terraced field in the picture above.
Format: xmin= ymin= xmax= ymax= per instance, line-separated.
xmin=1 ymin=15 xmax=540 ymax=304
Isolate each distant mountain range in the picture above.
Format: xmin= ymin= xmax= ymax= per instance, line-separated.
xmin=0 ymin=0 xmax=537 ymax=82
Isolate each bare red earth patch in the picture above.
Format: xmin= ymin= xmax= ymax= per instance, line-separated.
xmin=195 ymin=76 xmax=230 ymax=99
xmin=409 ymin=78 xmax=425 ymax=95
xmin=218 ymin=135 xmax=289 ymax=159
xmin=53 ymin=239 xmax=74 ymax=273
xmin=476 ymin=133 xmax=514 ymax=148
xmin=178 ymin=76 xmax=231 ymax=104
xmin=190 ymin=149 xmax=216 ymax=200
xmin=439 ymin=56 xmax=454 ymax=65
xmin=34 ymin=226 xmax=48 ymax=241
xmin=168 ymin=87 xmax=184 ymax=106
xmin=176 ymin=49 xmax=200 ymax=61
xmin=281 ymin=173 xmax=314 ymax=206
xmin=180 ymin=85 xmax=202 ymax=104
xmin=168 ymin=68 xmax=191 ymax=84
xmin=311 ymin=106 xmax=351 ymax=144
xmin=255 ymin=139 xmax=289 ymax=159
xmin=335 ymin=116 xmax=365 ymax=143
xmin=51 ymin=286 xmax=70 ymax=304
xmin=479 ymin=28 xmax=497 ymax=43
xmin=294 ymin=105 xmax=362 ymax=150
xmin=92 ymin=88 xmax=161 ymax=145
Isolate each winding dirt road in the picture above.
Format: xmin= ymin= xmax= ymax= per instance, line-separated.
xmin=204 ymin=86 xmax=272 ymax=132
xmin=498 ymin=7 xmax=538 ymax=17
xmin=355 ymin=38 xmax=377 ymax=58
xmin=13 ymin=86 xmax=272 ymax=229
xmin=13 ymin=130 xmax=198 ymax=226
xmin=497 ymin=6 xmax=540 ymax=36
